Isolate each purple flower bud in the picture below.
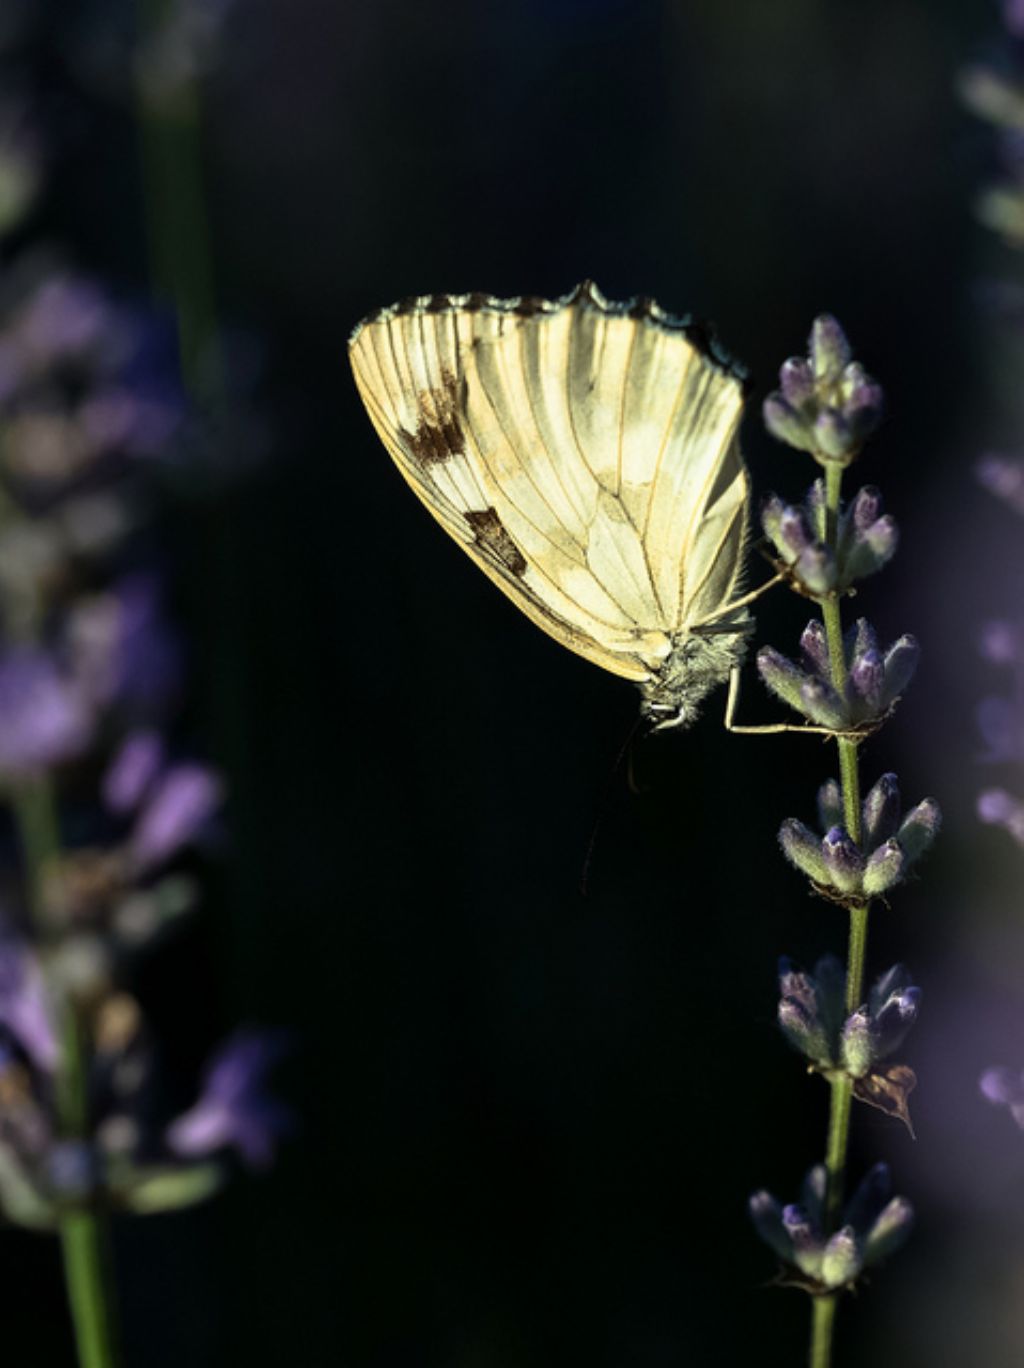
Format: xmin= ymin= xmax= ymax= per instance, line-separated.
xmin=800 ymin=1164 xmax=828 ymax=1225
xmin=862 ymin=1195 xmax=914 ymax=1267
xmin=0 ymin=650 xmax=93 ymax=777
xmin=166 ymin=1030 xmax=291 ymax=1169
xmin=849 ymin=647 xmax=885 ymax=710
xmin=822 ymin=1226 xmax=861 ymax=1288
xmin=863 ymin=838 xmax=905 ymax=896
xmin=0 ymin=939 xmax=58 ymax=1072
xmin=779 ymin=356 xmax=815 ymax=407
xmin=872 ymin=985 xmax=921 ymax=1059
xmin=749 ymin=1190 xmax=793 ymax=1261
xmin=850 ymin=485 xmax=883 ymax=532
xmin=881 ymin=635 xmax=919 ymax=704
xmin=895 ymin=798 xmax=941 ymax=866
xmin=800 ymin=678 xmax=847 ymax=730
xmin=128 ymin=763 xmax=223 ymax=873
xmin=814 ymin=408 xmax=855 ymax=461
xmin=764 ymin=394 xmax=815 ymax=452
xmin=843 ymin=376 xmax=884 ymax=445
xmin=102 ymin=731 xmax=165 ymax=815
xmin=799 ymin=621 xmax=830 ymax=677
xmin=757 ymin=646 xmax=809 ymax=714
xmin=779 ymin=506 xmax=814 ymax=555
xmin=782 ymin=1203 xmax=819 ymax=1274
xmin=846 ymin=617 xmax=878 ymax=660
xmin=810 ymin=315 xmax=853 ymax=384
xmin=868 ymin=964 xmax=912 ymax=1012
xmin=817 ymin=778 xmax=843 ymax=831
xmin=843 ymin=1161 xmax=892 ymax=1233
xmin=840 ymin=1009 xmax=874 ymax=1077
xmin=794 ymin=544 xmax=837 ymax=595
xmin=822 ymin=826 xmax=864 ymax=893
xmin=779 ymin=818 xmax=829 ymax=884
xmin=862 ymin=773 xmax=901 ymax=850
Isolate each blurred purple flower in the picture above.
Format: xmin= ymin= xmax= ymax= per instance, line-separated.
xmin=978 ymin=787 xmax=1024 ymax=843
xmin=128 ymin=762 xmax=222 ymax=873
xmin=67 ymin=575 xmax=182 ymax=716
xmin=166 ymin=1031 xmax=290 ymax=1168
xmin=0 ymin=938 xmax=57 ymax=1072
xmin=981 ymin=1065 xmax=1024 ymax=1126
xmin=102 ymin=730 xmax=165 ymax=815
xmin=0 ymin=648 xmax=93 ymax=776
xmin=977 ymin=454 xmax=1024 ymax=516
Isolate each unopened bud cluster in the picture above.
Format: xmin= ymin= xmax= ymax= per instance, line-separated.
xmin=761 ymin=482 xmax=898 ymax=597
xmin=758 ymin=620 xmax=918 ymax=734
xmin=749 ymin=1162 xmax=913 ymax=1292
xmin=778 ymin=956 xmax=921 ymax=1079
xmin=762 ymin=316 xmax=884 ymax=466
xmin=779 ymin=774 xmax=940 ymax=902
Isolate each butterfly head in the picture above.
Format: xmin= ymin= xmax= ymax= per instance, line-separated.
xmin=639 ymin=619 xmax=750 ymax=732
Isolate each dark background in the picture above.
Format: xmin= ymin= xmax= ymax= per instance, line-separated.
xmin=11 ymin=1 xmax=1024 ymax=1364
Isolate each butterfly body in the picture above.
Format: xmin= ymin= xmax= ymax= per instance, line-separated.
xmin=349 ymin=282 xmax=752 ymax=729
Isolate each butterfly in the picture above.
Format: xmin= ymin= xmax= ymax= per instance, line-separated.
xmin=348 ymin=281 xmax=759 ymax=730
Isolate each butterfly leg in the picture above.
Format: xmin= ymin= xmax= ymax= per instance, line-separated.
xmin=722 ymin=664 xmax=838 ymax=738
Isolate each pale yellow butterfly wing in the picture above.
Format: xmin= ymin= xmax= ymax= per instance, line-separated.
xmin=348 ymin=283 xmax=748 ymax=685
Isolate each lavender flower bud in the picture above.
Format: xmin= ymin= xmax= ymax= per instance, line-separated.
xmin=799 ymin=621 xmax=830 ymax=677
xmin=850 ymin=485 xmax=884 ymax=532
xmin=794 ymin=544 xmax=838 ymax=595
xmin=817 ymin=778 xmax=843 ymax=831
xmin=872 ymin=985 xmax=922 ymax=1059
xmin=782 ymin=1203 xmax=819 ymax=1275
xmin=822 ymin=826 xmax=864 ymax=893
xmin=849 ymin=647 xmax=885 ymax=711
xmin=843 ymin=375 xmax=884 ymax=447
xmin=843 ymin=1161 xmax=892 ymax=1233
xmin=861 ymin=773 xmax=901 ymax=849
xmin=862 ymin=839 xmax=905 ymax=896
xmin=800 ymin=678 xmax=847 ymax=730
xmin=779 ymin=996 xmax=832 ymax=1066
xmin=779 ymin=819 xmax=829 ymax=884
xmin=757 ymin=647 xmax=810 ymax=713
xmin=881 ymin=635 xmax=919 ymax=705
xmin=810 ymin=315 xmax=853 ymax=384
xmin=764 ymin=395 xmax=815 ymax=452
xmin=748 ymin=1190 xmax=792 ymax=1261
xmin=779 ymin=506 xmax=814 ymax=554
xmin=800 ymin=1164 xmax=828 ymax=1224
xmin=814 ymin=409 xmax=855 ymax=461
xmin=103 ymin=730 xmax=165 ymax=815
xmin=862 ymin=1195 xmax=914 ymax=1267
xmin=840 ymin=1009 xmax=874 ymax=1078
xmin=129 ymin=763 xmax=223 ymax=873
xmin=895 ymin=798 xmax=941 ymax=866
xmin=779 ymin=357 xmax=815 ymax=407
xmin=821 ymin=1226 xmax=861 ymax=1288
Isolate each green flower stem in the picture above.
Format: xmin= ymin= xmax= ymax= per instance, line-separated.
xmin=808 ymin=459 xmax=873 ymax=1368
xmin=11 ymin=778 xmax=121 ymax=1368
xmin=135 ymin=0 xmax=222 ymax=402
xmin=810 ymin=1295 xmax=838 ymax=1368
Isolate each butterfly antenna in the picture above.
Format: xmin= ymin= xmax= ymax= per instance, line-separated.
xmin=579 ymin=713 xmax=646 ymax=897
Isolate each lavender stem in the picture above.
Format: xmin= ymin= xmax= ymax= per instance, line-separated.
xmin=812 ymin=459 xmax=872 ymax=1367
xmin=11 ymin=781 xmax=121 ymax=1368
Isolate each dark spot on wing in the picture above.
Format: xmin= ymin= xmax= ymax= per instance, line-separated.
xmin=514 ymin=296 xmax=547 ymax=318
xmin=397 ymin=368 xmax=466 ymax=466
xmin=465 ymin=508 xmax=527 ymax=577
